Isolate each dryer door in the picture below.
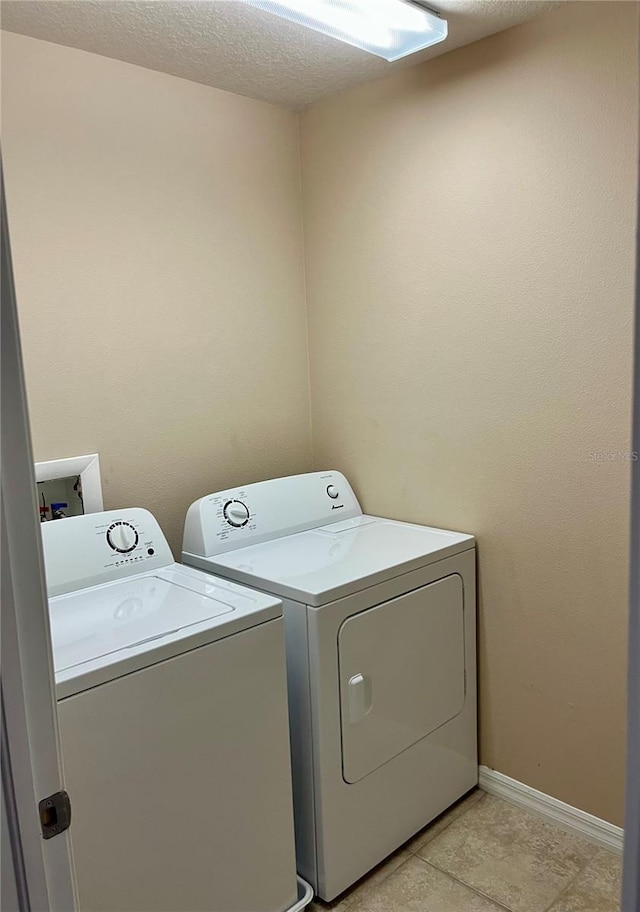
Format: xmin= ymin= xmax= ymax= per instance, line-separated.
xmin=338 ymin=574 xmax=466 ymax=784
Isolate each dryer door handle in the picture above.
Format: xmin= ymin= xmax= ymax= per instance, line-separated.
xmin=347 ymin=673 xmax=373 ymax=724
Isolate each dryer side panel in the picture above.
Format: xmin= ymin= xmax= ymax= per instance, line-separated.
xmin=282 ymin=597 xmax=318 ymax=889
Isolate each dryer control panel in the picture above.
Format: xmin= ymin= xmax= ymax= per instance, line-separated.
xmin=42 ymin=508 xmax=174 ymax=597
xmin=183 ymin=471 xmax=362 ymax=558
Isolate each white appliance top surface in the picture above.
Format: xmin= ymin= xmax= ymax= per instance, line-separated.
xmin=49 ymin=566 xmax=282 ymax=699
xmin=206 ymin=516 xmax=474 ymax=606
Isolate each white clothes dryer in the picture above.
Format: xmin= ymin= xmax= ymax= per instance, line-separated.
xmin=182 ymin=472 xmax=478 ymax=901
xmin=43 ymin=508 xmax=299 ymax=912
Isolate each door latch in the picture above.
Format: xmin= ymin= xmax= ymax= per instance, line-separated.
xmin=39 ymin=790 xmax=71 ymax=839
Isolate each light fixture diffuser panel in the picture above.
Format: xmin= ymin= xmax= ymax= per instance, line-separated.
xmin=242 ymin=0 xmax=448 ymax=62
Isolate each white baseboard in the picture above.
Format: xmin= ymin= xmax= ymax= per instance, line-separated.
xmin=478 ymin=765 xmax=623 ymax=854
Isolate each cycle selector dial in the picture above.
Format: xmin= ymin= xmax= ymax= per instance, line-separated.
xmin=106 ymin=521 xmax=139 ymax=554
xmin=224 ymin=500 xmax=250 ymax=528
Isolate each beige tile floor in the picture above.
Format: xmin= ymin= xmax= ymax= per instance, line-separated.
xmin=309 ymin=790 xmax=621 ymax=912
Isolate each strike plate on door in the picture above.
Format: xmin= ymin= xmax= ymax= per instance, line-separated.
xmin=39 ymin=790 xmax=71 ymax=839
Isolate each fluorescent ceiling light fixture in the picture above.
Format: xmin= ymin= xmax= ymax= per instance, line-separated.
xmin=242 ymin=0 xmax=448 ymax=62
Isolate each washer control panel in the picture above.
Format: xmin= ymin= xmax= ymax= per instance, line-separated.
xmin=106 ymin=520 xmax=139 ymax=553
xmin=183 ymin=471 xmax=362 ymax=558
xmin=42 ymin=508 xmax=174 ymax=598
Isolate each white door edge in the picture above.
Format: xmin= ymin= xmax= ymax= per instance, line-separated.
xmin=1 ymin=164 xmax=78 ymax=912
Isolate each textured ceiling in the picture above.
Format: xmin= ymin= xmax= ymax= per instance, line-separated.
xmin=0 ymin=0 xmax=562 ymax=109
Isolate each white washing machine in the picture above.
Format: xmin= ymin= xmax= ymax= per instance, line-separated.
xmin=182 ymin=472 xmax=478 ymax=901
xmin=43 ymin=508 xmax=299 ymax=912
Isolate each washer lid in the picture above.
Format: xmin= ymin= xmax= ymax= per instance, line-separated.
xmin=198 ymin=516 xmax=474 ymax=606
xmin=50 ymin=564 xmax=282 ymax=697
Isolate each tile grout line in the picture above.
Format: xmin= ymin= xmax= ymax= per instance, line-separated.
xmin=330 ymin=848 xmax=414 ymax=912
xmin=324 ymin=796 xmax=613 ymax=912
xmin=331 ymin=792 xmax=487 ymax=911
xmin=338 ymin=851 xmax=415 ymax=912
xmin=413 ymin=792 xmax=604 ymax=912
xmin=538 ymin=850 xmax=598 ymax=912
xmin=417 ymin=829 xmax=598 ymax=912
xmin=407 ymin=790 xmax=487 ymax=856
xmin=417 ymin=857 xmax=517 ymax=912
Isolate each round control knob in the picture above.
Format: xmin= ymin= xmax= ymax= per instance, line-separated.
xmin=106 ymin=521 xmax=139 ymax=554
xmin=223 ymin=500 xmax=250 ymax=528
xmin=326 ymin=485 xmax=340 ymax=499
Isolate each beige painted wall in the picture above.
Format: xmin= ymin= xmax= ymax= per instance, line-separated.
xmin=301 ymin=1 xmax=638 ymax=825
xmin=2 ymin=2 xmax=637 ymax=827
xmin=2 ymin=32 xmax=312 ymax=554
